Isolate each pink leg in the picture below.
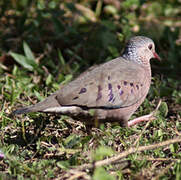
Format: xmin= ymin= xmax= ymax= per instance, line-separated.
xmin=128 ymin=100 xmax=162 ymax=127
xmin=128 ymin=113 xmax=155 ymax=127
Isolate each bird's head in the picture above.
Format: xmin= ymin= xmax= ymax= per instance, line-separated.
xmin=122 ymin=36 xmax=161 ymax=65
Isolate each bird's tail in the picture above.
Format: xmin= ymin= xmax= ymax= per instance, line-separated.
xmin=13 ymin=94 xmax=60 ymax=115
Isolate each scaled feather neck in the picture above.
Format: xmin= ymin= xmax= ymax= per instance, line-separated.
xmin=122 ymin=45 xmax=142 ymax=64
xmin=122 ymin=53 xmax=141 ymax=64
xmin=122 ymin=48 xmax=151 ymax=67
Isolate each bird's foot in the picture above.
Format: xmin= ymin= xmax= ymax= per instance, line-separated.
xmin=128 ymin=100 xmax=162 ymax=127
xmin=128 ymin=113 xmax=155 ymax=127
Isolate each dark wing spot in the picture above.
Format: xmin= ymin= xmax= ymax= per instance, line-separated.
xmin=124 ymin=81 xmax=127 ymax=85
xmin=108 ymin=76 xmax=111 ymax=80
xmin=120 ymin=90 xmax=124 ymax=96
xmin=96 ymin=85 xmax=102 ymax=101
xmin=130 ymin=83 xmax=134 ymax=87
xmin=117 ymin=85 xmax=121 ymax=89
xmin=108 ymin=93 xmax=114 ymax=102
xmin=73 ymin=96 xmax=79 ymax=100
xmin=89 ymin=82 xmax=94 ymax=85
xmin=136 ymin=85 xmax=139 ymax=90
xmin=108 ymin=83 xmax=112 ymax=90
xmin=79 ymin=88 xmax=87 ymax=94
xmin=108 ymin=83 xmax=114 ymax=102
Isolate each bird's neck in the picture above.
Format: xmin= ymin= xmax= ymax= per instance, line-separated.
xmin=122 ymin=48 xmax=142 ymax=64
xmin=145 ymin=64 xmax=152 ymax=77
xmin=122 ymin=51 xmax=152 ymax=80
xmin=122 ymin=50 xmax=151 ymax=69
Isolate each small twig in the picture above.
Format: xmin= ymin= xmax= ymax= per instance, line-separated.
xmin=175 ymin=127 xmax=181 ymax=136
xmin=35 ymin=45 xmax=52 ymax=64
xmin=152 ymin=162 xmax=175 ymax=180
xmin=0 ymin=63 xmax=8 ymax=70
xmin=74 ymin=137 xmax=181 ymax=171
xmin=65 ymin=118 xmax=84 ymax=127
xmin=60 ymin=170 xmax=91 ymax=180
xmin=135 ymin=157 xmax=179 ymax=162
xmin=134 ymin=99 xmax=162 ymax=146
xmin=35 ymin=53 xmax=45 ymax=64
xmin=67 ymin=170 xmax=91 ymax=180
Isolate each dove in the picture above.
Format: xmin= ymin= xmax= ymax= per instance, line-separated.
xmin=13 ymin=36 xmax=160 ymax=127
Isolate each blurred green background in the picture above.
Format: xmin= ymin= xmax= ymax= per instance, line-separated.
xmin=0 ymin=0 xmax=181 ymax=77
xmin=1 ymin=0 xmax=181 ymax=179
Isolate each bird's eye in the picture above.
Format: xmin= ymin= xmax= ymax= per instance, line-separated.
xmin=148 ymin=44 xmax=152 ymax=50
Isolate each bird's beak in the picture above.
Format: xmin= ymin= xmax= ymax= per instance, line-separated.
xmin=153 ymin=52 xmax=161 ymax=61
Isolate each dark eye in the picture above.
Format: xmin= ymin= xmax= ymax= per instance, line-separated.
xmin=148 ymin=44 xmax=152 ymax=50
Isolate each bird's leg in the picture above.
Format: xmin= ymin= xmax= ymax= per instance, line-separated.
xmin=128 ymin=100 xmax=162 ymax=127
xmin=128 ymin=113 xmax=155 ymax=127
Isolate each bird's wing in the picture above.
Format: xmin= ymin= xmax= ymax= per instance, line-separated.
xmin=56 ymin=57 xmax=149 ymax=109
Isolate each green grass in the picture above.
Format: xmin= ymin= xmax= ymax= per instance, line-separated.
xmin=0 ymin=0 xmax=181 ymax=179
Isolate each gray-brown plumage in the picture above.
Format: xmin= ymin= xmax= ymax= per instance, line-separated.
xmin=13 ymin=36 xmax=160 ymax=127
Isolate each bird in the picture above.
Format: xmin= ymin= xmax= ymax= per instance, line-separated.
xmin=13 ymin=36 xmax=161 ymax=127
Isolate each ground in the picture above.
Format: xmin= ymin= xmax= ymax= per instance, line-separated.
xmin=0 ymin=0 xmax=181 ymax=179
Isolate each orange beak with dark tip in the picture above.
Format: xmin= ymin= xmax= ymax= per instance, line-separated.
xmin=153 ymin=52 xmax=161 ymax=61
